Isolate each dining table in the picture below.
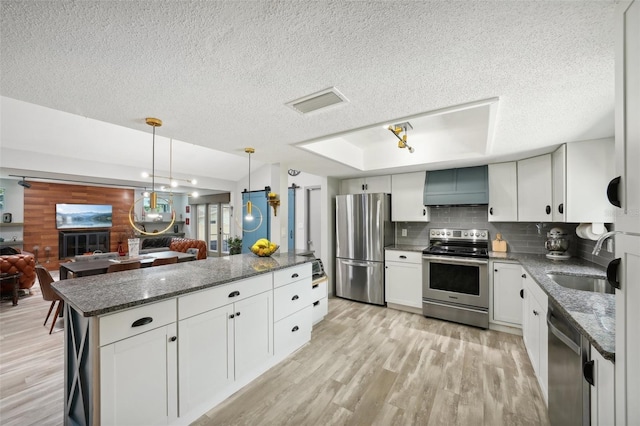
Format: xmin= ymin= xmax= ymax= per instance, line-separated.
xmin=59 ymin=250 xmax=196 ymax=280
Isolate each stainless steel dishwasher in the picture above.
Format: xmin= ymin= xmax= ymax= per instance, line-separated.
xmin=547 ymin=302 xmax=591 ymax=426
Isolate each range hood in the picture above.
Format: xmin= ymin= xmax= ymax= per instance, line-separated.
xmin=423 ymin=165 xmax=489 ymax=206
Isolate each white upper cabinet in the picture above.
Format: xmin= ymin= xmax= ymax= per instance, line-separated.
xmin=391 ymin=172 xmax=430 ymax=222
xmin=517 ymin=154 xmax=553 ymax=222
xmin=488 ymin=162 xmax=518 ymax=222
xmin=614 ymin=0 xmax=640 ymax=233
xmin=340 ymin=175 xmax=391 ymax=194
xmin=552 ymin=139 xmax=615 ymax=223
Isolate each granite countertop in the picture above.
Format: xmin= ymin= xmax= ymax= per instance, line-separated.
xmin=52 ymin=253 xmax=312 ymax=317
xmin=491 ymin=252 xmax=614 ymax=361
xmin=385 ymin=244 xmax=427 ymax=252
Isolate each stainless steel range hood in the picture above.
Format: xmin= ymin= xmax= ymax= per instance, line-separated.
xmin=423 ymin=165 xmax=489 ymax=206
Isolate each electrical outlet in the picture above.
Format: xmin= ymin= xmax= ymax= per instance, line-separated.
xmin=401 ymin=228 xmax=407 ymax=237
xmin=606 ymin=239 xmax=614 ymax=253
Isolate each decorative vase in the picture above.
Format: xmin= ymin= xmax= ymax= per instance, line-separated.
xmin=117 ymin=242 xmax=126 ymax=256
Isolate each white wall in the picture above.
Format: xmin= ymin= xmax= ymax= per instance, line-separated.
xmin=0 ymin=178 xmax=25 ymax=242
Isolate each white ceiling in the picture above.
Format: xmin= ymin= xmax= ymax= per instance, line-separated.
xmin=0 ymin=1 xmax=616 ymax=192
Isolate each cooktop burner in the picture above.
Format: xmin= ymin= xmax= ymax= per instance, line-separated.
xmin=423 ymin=228 xmax=490 ymax=258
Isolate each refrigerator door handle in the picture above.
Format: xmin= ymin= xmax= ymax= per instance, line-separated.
xmin=340 ymin=259 xmax=378 ymax=267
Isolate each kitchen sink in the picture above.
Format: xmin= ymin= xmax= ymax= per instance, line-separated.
xmin=547 ymin=273 xmax=614 ymax=294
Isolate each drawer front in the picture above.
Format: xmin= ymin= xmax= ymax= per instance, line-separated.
xmin=100 ymin=299 xmax=176 ymax=346
xmin=312 ymin=297 xmax=328 ymax=325
xmin=179 ymin=274 xmax=272 ymax=320
xmin=273 ymin=263 xmax=312 ymax=288
xmin=311 ymin=277 xmax=328 ymax=302
xmin=274 ymin=305 xmax=312 ymax=357
xmin=384 ymin=250 xmax=422 ymax=264
xmin=274 ymin=279 xmax=312 ymax=322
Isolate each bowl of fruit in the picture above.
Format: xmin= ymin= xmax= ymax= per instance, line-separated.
xmin=250 ymin=238 xmax=279 ymax=257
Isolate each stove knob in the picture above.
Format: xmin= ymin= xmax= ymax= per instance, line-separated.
xmin=463 ymin=232 xmax=468 ymax=236
xmin=446 ymin=232 xmax=451 ymax=236
xmin=481 ymin=232 xmax=486 ymax=237
xmin=475 ymin=233 xmax=479 ymax=237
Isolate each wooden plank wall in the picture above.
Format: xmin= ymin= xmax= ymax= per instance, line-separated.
xmin=23 ymin=182 xmax=134 ymax=270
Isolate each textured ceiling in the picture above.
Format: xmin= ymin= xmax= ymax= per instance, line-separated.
xmin=0 ymin=0 xmax=616 ymax=190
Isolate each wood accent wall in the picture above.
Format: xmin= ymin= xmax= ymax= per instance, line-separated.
xmin=23 ymin=182 xmax=134 ymax=271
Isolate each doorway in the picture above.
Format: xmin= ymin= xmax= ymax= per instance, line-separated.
xmin=195 ymin=202 xmax=231 ymax=257
xmin=241 ymin=190 xmax=270 ymax=253
xmin=306 ymin=186 xmax=321 ymax=257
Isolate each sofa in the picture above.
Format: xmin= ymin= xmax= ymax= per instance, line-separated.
xmin=140 ymin=237 xmax=207 ymax=260
xmin=1 ymin=250 xmax=37 ymax=292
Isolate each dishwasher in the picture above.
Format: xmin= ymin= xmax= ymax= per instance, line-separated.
xmin=547 ymin=302 xmax=591 ymax=426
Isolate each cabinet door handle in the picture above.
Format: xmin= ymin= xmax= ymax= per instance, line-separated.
xmin=606 ymin=258 xmax=621 ymax=289
xmin=230 ymin=314 xmax=235 ymax=319
xmin=522 ymin=274 xmax=527 ymax=279
xmin=489 ymin=207 xmax=494 ymax=215
xmin=607 ymin=176 xmax=621 ymax=208
xmin=236 ymin=312 xmax=241 ymax=317
xmin=228 ymin=290 xmax=240 ymax=298
xmin=494 ymin=269 xmax=498 ymax=272
xmin=169 ymin=336 xmax=177 ymax=342
xmin=291 ymin=325 xmax=299 ymax=332
xmin=583 ymin=360 xmax=595 ymax=386
xmin=399 ymin=255 xmax=407 ymax=259
xmin=292 ymin=295 xmax=299 ymax=301
xmin=545 ymin=205 xmax=551 ymax=215
xmin=558 ymin=203 xmax=564 ymax=214
xmin=533 ymin=310 xmax=539 ymax=316
xmin=313 ymin=301 xmax=320 ymax=307
xmin=132 ymin=317 xmax=153 ymax=328
xmin=291 ymin=273 xmax=299 ymax=279
xmin=520 ymin=289 xmax=524 ymax=299
xmin=423 ymin=208 xmax=426 ymax=216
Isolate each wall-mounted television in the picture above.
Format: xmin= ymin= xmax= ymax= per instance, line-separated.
xmin=56 ymin=204 xmax=113 ymax=229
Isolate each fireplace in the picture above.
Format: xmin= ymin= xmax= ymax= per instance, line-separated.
xmin=59 ymin=231 xmax=110 ymax=259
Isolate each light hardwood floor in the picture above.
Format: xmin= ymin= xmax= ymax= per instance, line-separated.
xmin=0 ymin=282 xmax=548 ymax=426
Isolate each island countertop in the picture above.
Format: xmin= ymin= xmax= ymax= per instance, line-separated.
xmin=52 ymin=253 xmax=313 ymax=317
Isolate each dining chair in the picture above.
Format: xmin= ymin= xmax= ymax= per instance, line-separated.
xmin=151 ymin=256 xmax=178 ymax=267
xmin=106 ymin=261 xmax=141 ymax=273
xmin=35 ymin=265 xmax=63 ymax=334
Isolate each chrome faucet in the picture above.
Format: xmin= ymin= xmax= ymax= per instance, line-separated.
xmin=592 ymin=231 xmax=621 ymax=255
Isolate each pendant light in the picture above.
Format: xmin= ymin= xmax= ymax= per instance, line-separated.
xmin=128 ymin=117 xmax=175 ymax=235
xmin=245 ymin=147 xmax=255 ymax=221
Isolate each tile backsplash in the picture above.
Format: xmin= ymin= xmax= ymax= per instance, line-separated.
xmin=394 ymin=205 xmax=614 ymax=267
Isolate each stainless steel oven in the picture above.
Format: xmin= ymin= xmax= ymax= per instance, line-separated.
xmin=422 ymin=228 xmax=490 ymax=328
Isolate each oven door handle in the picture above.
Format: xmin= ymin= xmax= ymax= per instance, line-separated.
xmin=422 ymin=255 xmax=488 ymax=266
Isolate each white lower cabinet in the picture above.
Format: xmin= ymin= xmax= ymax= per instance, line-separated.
xmin=590 ymin=346 xmax=615 ymax=426
xmin=234 ymin=291 xmax=274 ymax=377
xmin=100 ymin=323 xmax=178 ymax=425
xmin=491 ymin=262 xmax=523 ymax=326
xmin=384 ymin=250 xmax=422 ymax=310
xmin=521 ymin=268 xmax=548 ymax=403
xmin=274 ymin=264 xmax=313 ymax=356
xmin=311 ymin=277 xmax=329 ymax=325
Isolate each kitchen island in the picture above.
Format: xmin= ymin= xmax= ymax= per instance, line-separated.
xmin=52 ymin=253 xmax=314 ymax=426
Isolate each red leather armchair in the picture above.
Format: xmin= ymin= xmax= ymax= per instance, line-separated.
xmin=170 ymin=238 xmax=207 ymax=260
xmin=1 ymin=252 xmax=37 ymax=292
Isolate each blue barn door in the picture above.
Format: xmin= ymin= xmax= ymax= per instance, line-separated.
xmin=241 ymin=190 xmax=270 ymax=253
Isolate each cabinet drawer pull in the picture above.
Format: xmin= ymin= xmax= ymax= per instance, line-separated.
xmin=489 ymin=207 xmax=494 ymax=215
xmin=131 ymin=317 xmax=153 ymax=328
xmin=228 ymin=290 xmax=240 ymax=298
xmin=583 ymin=360 xmax=595 ymax=386
xmin=399 ymin=255 xmax=407 ymax=259
xmin=607 ymin=258 xmax=621 ymax=289
xmin=291 ymin=325 xmax=299 ymax=332
xmin=545 ymin=205 xmax=551 ymax=215
xmin=312 ymin=283 xmax=319 ymax=289
xmin=313 ymin=301 xmax=320 ymax=307
xmin=169 ymin=336 xmax=177 ymax=342
xmin=291 ymin=273 xmax=299 ymax=279
xmin=607 ymin=176 xmax=621 ymax=208
xmin=291 ymin=295 xmax=299 ymax=301
xmin=558 ymin=203 xmax=564 ymax=214
xmin=520 ymin=289 xmax=524 ymax=299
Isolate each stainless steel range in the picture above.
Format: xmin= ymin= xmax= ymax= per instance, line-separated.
xmin=422 ymin=228 xmax=489 ymax=328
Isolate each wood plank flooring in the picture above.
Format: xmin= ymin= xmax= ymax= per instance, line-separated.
xmin=0 ymin=281 xmax=549 ymax=426
xmin=195 ymin=298 xmax=549 ymax=426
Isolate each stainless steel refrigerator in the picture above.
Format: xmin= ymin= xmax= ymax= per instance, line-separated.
xmin=335 ymin=193 xmax=392 ymax=305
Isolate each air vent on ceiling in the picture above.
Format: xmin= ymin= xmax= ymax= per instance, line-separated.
xmin=286 ymin=87 xmax=348 ymax=114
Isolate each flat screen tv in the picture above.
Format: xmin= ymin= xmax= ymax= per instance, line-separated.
xmin=56 ymin=204 xmax=113 ymax=229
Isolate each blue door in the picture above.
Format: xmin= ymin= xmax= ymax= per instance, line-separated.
xmin=241 ymin=191 xmax=270 ymax=253
xmin=288 ymin=187 xmax=296 ymax=251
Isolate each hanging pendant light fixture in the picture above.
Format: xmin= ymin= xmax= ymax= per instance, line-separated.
xmin=128 ymin=117 xmax=175 ymax=235
xmin=235 ymin=147 xmax=263 ymax=233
